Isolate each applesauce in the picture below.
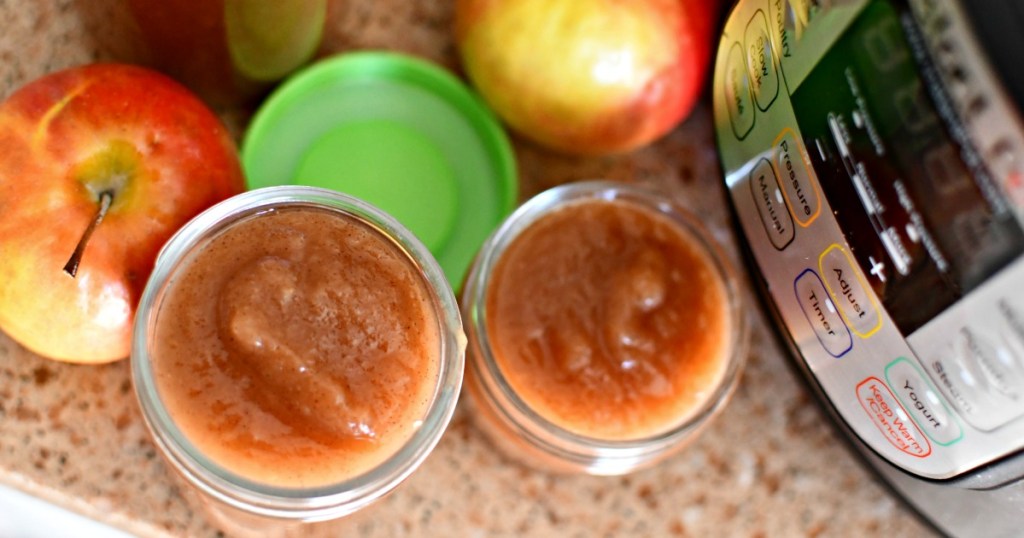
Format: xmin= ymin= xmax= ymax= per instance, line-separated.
xmin=132 ymin=187 xmax=464 ymax=524
xmin=462 ymin=181 xmax=745 ymax=474
xmin=152 ymin=206 xmax=439 ymax=487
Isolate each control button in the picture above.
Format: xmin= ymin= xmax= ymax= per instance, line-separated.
xmin=769 ymin=0 xmax=795 ymax=59
xmin=856 ymin=377 xmax=931 ymax=458
xmin=745 ymin=10 xmax=779 ymax=112
xmin=885 ymin=357 xmax=963 ymax=446
xmin=794 ymin=269 xmax=851 ymax=357
xmin=724 ymin=42 xmax=755 ymax=140
xmin=789 ymin=0 xmax=811 ymax=29
xmin=925 ymin=347 xmax=998 ymax=430
xmin=998 ymin=297 xmax=1024 ymax=357
xmin=818 ymin=245 xmax=882 ymax=338
xmin=772 ymin=128 xmax=821 ymax=226
xmin=959 ymin=327 xmax=1024 ymax=403
xmin=924 ymin=327 xmax=1024 ymax=432
xmin=749 ymin=157 xmax=794 ymax=250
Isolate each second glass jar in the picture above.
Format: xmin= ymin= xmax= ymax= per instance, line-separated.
xmin=461 ymin=181 xmax=748 ymax=475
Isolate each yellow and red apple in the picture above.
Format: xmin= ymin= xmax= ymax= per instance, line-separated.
xmin=0 ymin=64 xmax=245 ymax=363
xmin=454 ymin=0 xmax=719 ymax=156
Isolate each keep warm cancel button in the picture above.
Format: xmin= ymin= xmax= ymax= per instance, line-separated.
xmin=856 ymin=377 xmax=931 ymax=458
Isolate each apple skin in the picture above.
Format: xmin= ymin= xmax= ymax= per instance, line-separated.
xmin=0 ymin=64 xmax=245 ymax=363
xmin=455 ymin=0 xmax=718 ymax=156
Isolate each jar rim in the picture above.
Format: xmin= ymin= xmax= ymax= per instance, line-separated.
xmin=462 ymin=180 xmax=748 ymax=474
xmin=131 ymin=185 xmax=465 ymax=520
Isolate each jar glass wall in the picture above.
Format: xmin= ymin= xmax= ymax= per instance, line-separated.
xmin=462 ymin=181 xmax=748 ymax=475
xmin=131 ymin=186 xmax=464 ymax=534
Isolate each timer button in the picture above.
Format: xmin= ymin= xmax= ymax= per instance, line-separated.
xmin=794 ymin=269 xmax=852 ymax=357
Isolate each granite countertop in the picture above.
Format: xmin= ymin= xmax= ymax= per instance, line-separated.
xmin=0 ymin=1 xmax=934 ymax=536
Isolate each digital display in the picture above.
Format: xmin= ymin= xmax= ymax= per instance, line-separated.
xmin=789 ymin=0 xmax=1024 ymax=333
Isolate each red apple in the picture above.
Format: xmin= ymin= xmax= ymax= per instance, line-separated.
xmin=0 ymin=64 xmax=245 ymax=363
xmin=454 ymin=0 xmax=719 ymax=156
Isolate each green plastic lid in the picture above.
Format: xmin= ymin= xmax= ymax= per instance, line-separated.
xmin=242 ymin=51 xmax=518 ymax=288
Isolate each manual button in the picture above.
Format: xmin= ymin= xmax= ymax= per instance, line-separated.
xmin=749 ymin=157 xmax=794 ymax=250
xmin=885 ymin=357 xmax=963 ymax=446
xmin=819 ymin=244 xmax=882 ymax=338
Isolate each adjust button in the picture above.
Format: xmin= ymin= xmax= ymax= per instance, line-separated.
xmin=773 ymin=128 xmax=821 ymax=226
xmin=885 ymin=357 xmax=963 ymax=446
xmin=794 ymin=269 xmax=851 ymax=357
xmin=749 ymin=157 xmax=794 ymax=250
xmin=724 ymin=42 xmax=755 ymax=140
xmin=819 ymin=244 xmax=882 ymax=338
xmin=744 ymin=9 xmax=779 ymax=112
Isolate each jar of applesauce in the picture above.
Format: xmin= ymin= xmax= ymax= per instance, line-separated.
xmin=462 ymin=181 xmax=748 ymax=475
xmin=131 ymin=186 xmax=464 ymax=534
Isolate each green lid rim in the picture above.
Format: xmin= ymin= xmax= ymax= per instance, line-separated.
xmin=241 ymin=49 xmax=518 ymax=225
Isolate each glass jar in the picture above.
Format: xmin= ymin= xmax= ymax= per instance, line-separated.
xmin=131 ymin=186 xmax=464 ymax=534
xmin=128 ymin=0 xmax=328 ymax=107
xmin=461 ymin=181 xmax=748 ymax=475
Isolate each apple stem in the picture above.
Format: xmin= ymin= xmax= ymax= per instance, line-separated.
xmin=63 ymin=190 xmax=114 ymax=278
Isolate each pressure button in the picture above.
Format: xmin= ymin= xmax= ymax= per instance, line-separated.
xmin=773 ymin=128 xmax=821 ymax=226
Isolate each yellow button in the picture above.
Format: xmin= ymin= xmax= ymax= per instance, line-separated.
xmin=819 ymin=244 xmax=882 ymax=338
xmin=773 ymin=128 xmax=821 ymax=226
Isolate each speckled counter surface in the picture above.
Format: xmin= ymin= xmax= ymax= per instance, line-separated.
xmin=0 ymin=1 xmax=935 ymax=537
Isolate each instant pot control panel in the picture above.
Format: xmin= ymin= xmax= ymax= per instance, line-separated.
xmin=713 ymin=0 xmax=1024 ymax=481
